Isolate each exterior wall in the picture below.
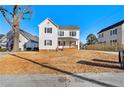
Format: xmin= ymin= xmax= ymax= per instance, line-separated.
xmin=58 ymin=29 xmax=80 ymax=49
xmin=39 ymin=19 xmax=58 ymax=50
xmin=58 ymin=29 xmax=79 ymax=39
xmin=7 ymin=30 xmax=38 ymax=51
xmin=121 ymin=23 xmax=124 ymax=44
xmin=98 ymin=25 xmax=122 ymax=45
xmin=39 ymin=18 xmax=80 ymax=50
xmin=0 ymin=36 xmax=7 ymax=48
xmin=19 ymin=33 xmax=28 ymax=51
xmin=25 ymin=41 xmax=39 ymax=50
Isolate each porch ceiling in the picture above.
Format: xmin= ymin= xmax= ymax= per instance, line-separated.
xmin=58 ymin=37 xmax=78 ymax=40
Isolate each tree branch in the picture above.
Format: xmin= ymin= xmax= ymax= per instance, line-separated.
xmin=0 ymin=6 xmax=13 ymax=16
xmin=13 ymin=5 xmax=18 ymax=15
xmin=0 ymin=6 xmax=13 ymax=26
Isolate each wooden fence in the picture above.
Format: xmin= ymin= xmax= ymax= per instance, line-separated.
xmin=86 ymin=43 xmax=124 ymax=51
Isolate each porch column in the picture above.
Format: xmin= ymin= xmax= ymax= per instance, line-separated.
xmin=78 ymin=40 xmax=80 ymax=50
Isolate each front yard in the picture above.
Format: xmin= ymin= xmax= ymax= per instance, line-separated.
xmin=0 ymin=50 xmax=123 ymax=75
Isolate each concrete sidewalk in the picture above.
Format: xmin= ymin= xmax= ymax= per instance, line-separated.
xmin=0 ymin=73 xmax=124 ymax=87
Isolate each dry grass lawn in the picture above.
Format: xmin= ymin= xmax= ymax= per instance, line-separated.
xmin=0 ymin=50 xmax=123 ymax=75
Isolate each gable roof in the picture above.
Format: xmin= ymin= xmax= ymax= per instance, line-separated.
xmin=19 ymin=29 xmax=39 ymax=42
xmin=98 ymin=20 xmax=124 ymax=34
xmin=8 ymin=29 xmax=38 ymax=42
xmin=38 ymin=18 xmax=58 ymax=27
xmin=39 ymin=18 xmax=80 ymax=30
xmin=47 ymin=18 xmax=58 ymax=27
xmin=59 ymin=25 xmax=80 ymax=30
xmin=0 ymin=34 xmax=5 ymax=39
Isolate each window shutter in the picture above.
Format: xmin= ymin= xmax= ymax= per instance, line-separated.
xmin=70 ymin=32 xmax=71 ymax=36
xmin=45 ymin=28 xmax=46 ymax=33
xmin=50 ymin=40 xmax=52 ymax=46
xmin=44 ymin=40 xmax=46 ymax=46
xmin=63 ymin=41 xmax=65 ymax=46
xmin=51 ymin=28 xmax=52 ymax=33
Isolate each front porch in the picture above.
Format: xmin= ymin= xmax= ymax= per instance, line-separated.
xmin=58 ymin=37 xmax=79 ymax=49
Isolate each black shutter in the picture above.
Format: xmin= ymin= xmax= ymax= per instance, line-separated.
xmin=63 ymin=41 xmax=65 ymax=46
xmin=44 ymin=40 xmax=46 ymax=46
xmin=51 ymin=28 xmax=52 ymax=33
xmin=45 ymin=28 xmax=46 ymax=33
xmin=58 ymin=41 xmax=60 ymax=46
xmin=70 ymin=32 xmax=71 ymax=36
xmin=50 ymin=40 xmax=52 ymax=46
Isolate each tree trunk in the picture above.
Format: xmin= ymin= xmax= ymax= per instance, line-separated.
xmin=12 ymin=28 xmax=20 ymax=52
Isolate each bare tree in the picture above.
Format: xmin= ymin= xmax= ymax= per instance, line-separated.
xmin=0 ymin=5 xmax=32 ymax=51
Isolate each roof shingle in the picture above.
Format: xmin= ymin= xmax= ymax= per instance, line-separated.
xmin=59 ymin=25 xmax=80 ymax=30
xmin=98 ymin=20 xmax=124 ymax=34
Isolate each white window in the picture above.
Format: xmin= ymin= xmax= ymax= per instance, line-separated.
xmin=110 ymin=29 xmax=117 ymax=36
xmin=58 ymin=31 xmax=64 ymax=36
xmin=113 ymin=29 xmax=117 ymax=35
xmin=45 ymin=27 xmax=52 ymax=33
xmin=99 ymin=33 xmax=104 ymax=38
xmin=44 ymin=40 xmax=52 ymax=46
xmin=70 ymin=32 xmax=76 ymax=36
xmin=110 ymin=30 xmax=112 ymax=36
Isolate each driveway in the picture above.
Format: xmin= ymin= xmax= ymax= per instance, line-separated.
xmin=0 ymin=73 xmax=124 ymax=87
xmin=0 ymin=52 xmax=9 ymax=58
xmin=96 ymin=51 xmax=118 ymax=55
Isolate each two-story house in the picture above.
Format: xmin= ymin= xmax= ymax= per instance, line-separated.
xmin=97 ymin=20 xmax=124 ymax=45
xmin=38 ymin=18 xmax=80 ymax=50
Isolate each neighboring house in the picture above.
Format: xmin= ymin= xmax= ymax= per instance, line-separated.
xmin=0 ymin=34 xmax=7 ymax=49
xmin=97 ymin=20 xmax=124 ymax=45
xmin=38 ymin=18 xmax=80 ymax=50
xmin=0 ymin=34 xmax=4 ymax=39
xmin=7 ymin=29 xmax=39 ymax=51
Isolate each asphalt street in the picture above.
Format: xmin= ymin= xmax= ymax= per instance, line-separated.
xmin=0 ymin=73 xmax=124 ymax=87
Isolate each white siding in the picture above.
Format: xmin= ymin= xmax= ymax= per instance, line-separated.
xmin=39 ymin=19 xmax=58 ymax=50
xmin=98 ymin=25 xmax=122 ymax=44
xmin=0 ymin=36 xmax=7 ymax=48
xmin=39 ymin=18 xmax=80 ymax=50
xmin=19 ymin=34 xmax=28 ymax=51
xmin=121 ymin=23 xmax=124 ymax=44
xmin=58 ymin=30 xmax=80 ymax=49
xmin=58 ymin=30 xmax=79 ymax=39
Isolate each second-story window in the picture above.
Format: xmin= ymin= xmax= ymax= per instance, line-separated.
xmin=70 ymin=32 xmax=76 ymax=36
xmin=110 ymin=29 xmax=117 ymax=36
xmin=110 ymin=30 xmax=112 ymax=36
xmin=113 ymin=29 xmax=117 ymax=35
xmin=45 ymin=27 xmax=52 ymax=33
xmin=59 ymin=31 xmax=64 ymax=36
xmin=101 ymin=33 xmax=104 ymax=37
xmin=99 ymin=33 xmax=104 ymax=38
